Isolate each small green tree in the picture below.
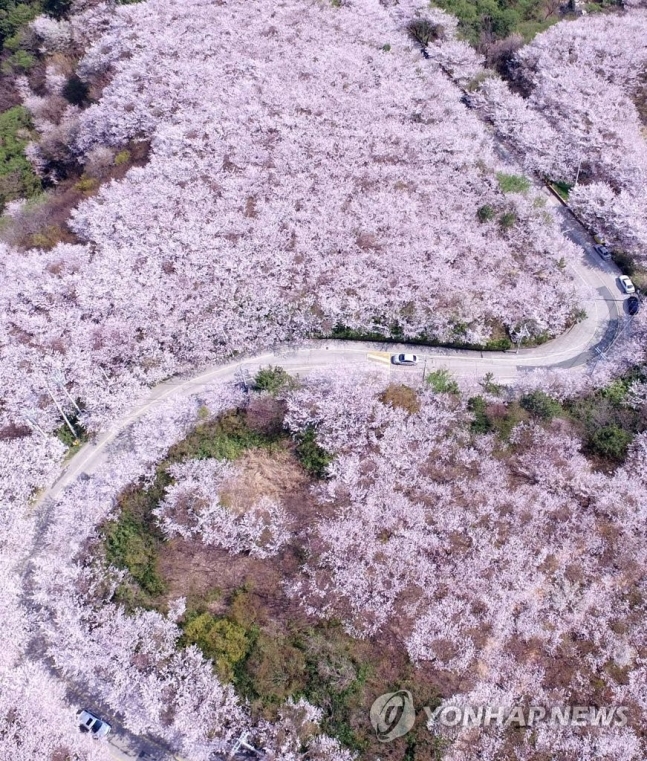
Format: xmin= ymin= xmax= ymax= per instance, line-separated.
xmin=601 ymin=379 xmax=629 ymax=407
xmin=477 ymin=204 xmax=495 ymax=222
xmin=254 ymin=366 xmax=293 ymax=394
xmin=295 ymin=426 xmax=333 ymax=478
xmin=520 ymin=390 xmax=562 ymax=421
xmin=587 ymin=425 xmax=632 ymax=462
xmin=499 ymin=211 xmax=517 ymax=229
xmin=182 ymin=613 xmax=250 ymax=682
xmin=0 ymin=106 xmax=41 ymax=210
xmin=468 ymin=396 xmax=493 ymax=434
xmin=43 ymin=0 xmax=73 ymax=19
xmin=426 ymin=369 xmax=459 ymax=394
xmin=480 ymin=371 xmax=502 ymax=396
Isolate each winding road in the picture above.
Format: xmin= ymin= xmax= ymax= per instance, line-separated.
xmin=31 ymin=191 xmax=632 ymax=761
xmin=44 ymin=189 xmax=627 ymax=507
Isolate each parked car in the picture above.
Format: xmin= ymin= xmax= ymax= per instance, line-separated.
xmin=594 ymin=244 xmax=612 ymax=260
xmin=627 ymin=295 xmax=640 ymax=316
xmin=391 ymin=353 xmax=418 ymax=365
xmin=619 ymin=275 xmax=636 ymax=294
xmin=78 ymin=710 xmax=111 ymax=738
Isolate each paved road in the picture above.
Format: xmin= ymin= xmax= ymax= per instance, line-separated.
xmin=43 ymin=188 xmax=626 ymax=509
xmin=32 ymin=188 xmax=630 ymax=761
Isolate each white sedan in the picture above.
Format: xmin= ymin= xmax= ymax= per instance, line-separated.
xmin=391 ymin=353 xmax=418 ymax=365
xmin=619 ymin=275 xmax=636 ymax=294
xmin=78 ymin=710 xmax=111 ymax=738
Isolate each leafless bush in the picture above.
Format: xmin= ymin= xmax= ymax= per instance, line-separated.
xmin=407 ymin=18 xmax=445 ymax=48
xmin=83 ymin=145 xmax=117 ymax=179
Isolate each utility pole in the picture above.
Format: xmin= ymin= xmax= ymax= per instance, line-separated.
xmin=236 ymin=368 xmax=252 ymax=392
xmin=45 ymin=383 xmax=77 ymax=439
xmin=229 ymin=731 xmax=261 ymax=759
xmin=23 ymin=410 xmax=48 ymax=439
xmin=595 ymin=313 xmax=636 ymax=362
xmin=52 ymin=371 xmax=82 ymax=413
xmin=510 ymin=323 xmax=530 ymax=355
xmin=422 ymin=358 xmax=427 ymax=384
xmin=574 ymin=157 xmax=582 ymax=187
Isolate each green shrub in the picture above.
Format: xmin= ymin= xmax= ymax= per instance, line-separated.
xmin=74 ymin=175 xmax=99 ymax=193
xmin=1 ymin=48 xmax=35 ymax=73
xmin=602 ymin=379 xmax=630 ymax=407
xmin=0 ymin=3 xmax=41 ymax=46
xmin=481 ymin=371 xmax=503 ymax=396
xmin=244 ymin=632 xmax=308 ymax=703
xmin=426 ymin=368 xmax=460 ymax=394
xmin=499 ymin=211 xmax=517 ymax=229
xmin=182 ymin=613 xmax=251 ymax=682
xmin=295 ymin=426 xmax=333 ymax=478
xmin=0 ymin=106 xmax=41 ymax=210
xmin=586 ymin=425 xmax=633 ymax=462
xmin=551 ymin=180 xmax=573 ymax=201
xmin=485 ymin=336 xmax=513 ymax=350
xmin=496 ymin=172 xmax=531 ymax=194
xmin=468 ymin=396 xmax=493 ymax=434
xmin=254 ymin=366 xmax=293 ymax=394
xmin=170 ymin=409 xmax=281 ymax=461
xmin=114 ymin=149 xmax=132 ymax=166
xmin=520 ymin=390 xmax=562 ymax=420
xmin=477 ymin=204 xmax=495 ymax=222
xmin=104 ymin=505 xmax=166 ymax=596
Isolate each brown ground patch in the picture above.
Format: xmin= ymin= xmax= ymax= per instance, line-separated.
xmin=156 ymin=446 xmax=318 ymax=614
xmin=158 ymin=539 xmax=307 ymax=621
xmin=220 ymin=447 xmax=310 ymax=515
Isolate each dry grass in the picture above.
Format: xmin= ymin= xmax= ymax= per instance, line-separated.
xmin=378 ymin=383 xmax=421 ymax=414
xmin=220 ymin=447 xmax=310 ymax=515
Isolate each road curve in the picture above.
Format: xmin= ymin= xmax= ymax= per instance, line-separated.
xmin=32 ymin=191 xmax=628 ymax=761
xmin=44 ymin=194 xmax=625 ymax=507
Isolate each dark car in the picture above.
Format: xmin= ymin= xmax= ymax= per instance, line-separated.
xmin=594 ymin=244 xmax=612 ymax=261
xmin=627 ymin=295 xmax=640 ymax=316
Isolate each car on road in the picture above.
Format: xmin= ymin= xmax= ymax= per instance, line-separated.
xmin=78 ymin=710 xmax=111 ymax=738
xmin=391 ymin=353 xmax=418 ymax=365
xmin=619 ymin=275 xmax=636 ymax=294
xmin=627 ymin=295 xmax=640 ymax=315
xmin=594 ymin=244 xmax=612 ymax=260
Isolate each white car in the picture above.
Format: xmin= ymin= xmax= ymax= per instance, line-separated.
xmin=78 ymin=710 xmax=111 ymax=738
xmin=619 ymin=275 xmax=636 ymax=294
xmin=594 ymin=244 xmax=612 ymax=260
xmin=391 ymin=353 xmax=418 ymax=366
